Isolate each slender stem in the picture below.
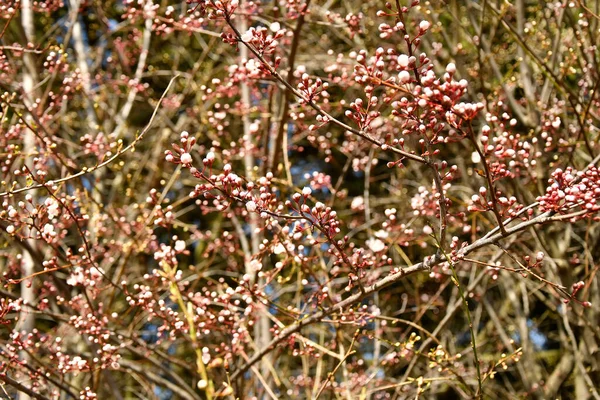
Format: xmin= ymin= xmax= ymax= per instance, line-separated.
xmin=438 ymin=245 xmax=483 ymax=397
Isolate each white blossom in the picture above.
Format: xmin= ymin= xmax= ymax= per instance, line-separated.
xmin=43 ymin=223 xmax=56 ymax=237
xmin=366 ymin=237 xmax=386 ymax=252
xmin=246 ymin=200 xmax=257 ymax=212
xmin=351 ymin=196 xmax=364 ymax=210
xmin=273 ymin=243 xmax=286 ymax=255
xmin=175 ymin=240 xmax=186 ymax=252
xmin=397 ymin=54 xmax=409 ymax=68
xmin=180 ymin=153 xmax=192 ymax=164
xmin=398 ymin=70 xmax=411 ymax=83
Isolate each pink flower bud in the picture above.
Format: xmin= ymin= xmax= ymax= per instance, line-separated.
xmin=180 ymin=153 xmax=192 ymax=164
xmin=398 ymin=70 xmax=411 ymax=83
xmin=397 ymin=54 xmax=409 ymax=68
xmin=446 ymin=63 xmax=456 ymax=74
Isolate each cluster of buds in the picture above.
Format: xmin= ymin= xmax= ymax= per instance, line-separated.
xmin=0 ymin=2 xmax=18 ymax=18
xmin=146 ymin=188 xmax=177 ymax=227
xmin=396 ymin=53 xmax=417 ymax=83
xmin=155 ymin=6 xmax=202 ymax=36
xmin=411 ymin=181 xmax=452 ymax=218
xmin=297 ymin=73 xmax=329 ymax=104
xmin=306 ymin=201 xmax=340 ymax=237
xmin=344 ymin=96 xmax=382 ymax=132
xmin=31 ymin=1 xmax=63 ymax=14
xmin=537 ymin=166 xmax=600 ymax=218
xmin=388 ymin=58 xmax=482 ymax=146
xmin=479 ymin=122 xmax=537 ymax=180
xmin=451 ymin=100 xmax=484 ymax=121
xmin=427 ymin=344 xmax=459 ymax=373
xmin=0 ymin=48 xmax=10 ymax=77
xmin=380 ymin=208 xmax=416 ymax=247
xmin=78 ymin=387 xmax=98 ymax=400
xmin=522 ymin=251 xmax=545 ymax=269
xmin=378 ymin=21 xmax=408 ymax=40
xmin=80 ymin=132 xmax=112 ymax=158
xmin=376 ymin=0 xmax=427 ymax=39
xmin=344 ymin=12 xmax=364 ymax=38
xmin=308 ymin=114 xmax=330 ymax=132
xmin=2 ymin=193 xmax=76 ymax=245
xmin=182 ymin=0 xmax=239 ymax=20
xmin=165 ymin=131 xmax=196 ymax=166
xmin=353 ymin=47 xmax=388 ymax=83
xmin=380 ymin=332 xmax=421 ymax=366
xmin=469 ymin=187 xmax=525 ymax=218
xmin=66 ymin=266 xmax=105 ymax=288
xmin=226 ymin=58 xmax=274 ymax=84
xmin=323 ymin=11 xmax=364 ymax=39
xmin=563 ymin=281 xmax=592 ymax=308
xmin=239 ymin=26 xmax=285 ymax=56
xmin=179 ymin=147 xmax=281 ymax=218
xmin=42 ymin=48 xmax=68 ymax=74
xmin=153 ymin=238 xmax=189 ymax=266
xmin=0 ymin=298 xmax=21 ymax=326
xmin=305 ymin=171 xmax=331 ymax=192
xmin=285 ymin=192 xmax=344 ymax=255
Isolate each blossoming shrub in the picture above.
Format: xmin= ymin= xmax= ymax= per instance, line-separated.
xmin=0 ymin=0 xmax=599 ymax=398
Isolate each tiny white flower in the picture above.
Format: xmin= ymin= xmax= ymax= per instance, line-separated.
xmin=366 ymin=238 xmax=386 ymax=252
xmin=552 ymin=118 xmax=561 ymax=128
xmin=351 ymin=196 xmax=364 ymax=210
xmin=89 ymin=267 xmax=103 ymax=279
xmin=397 ymin=54 xmax=409 ymax=68
xmin=374 ymin=230 xmax=389 ymax=239
xmin=249 ymin=259 xmax=262 ymax=272
xmin=270 ymin=22 xmax=281 ymax=32
xmin=175 ymin=240 xmax=186 ymax=252
xmin=180 ymin=153 xmax=192 ymax=164
xmin=246 ymin=200 xmax=257 ymax=212
xmin=446 ymin=63 xmax=456 ymax=74
xmin=273 ymin=243 xmax=286 ymax=255
xmin=197 ymin=380 xmax=208 ymax=389
xmin=43 ymin=223 xmax=56 ymax=237
xmin=241 ymin=29 xmax=253 ymax=42
xmin=45 ymin=198 xmax=60 ymax=219
xmin=398 ymin=70 xmax=411 ymax=83
xmin=302 ymin=187 xmax=312 ymax=196
xmin=419 ymin=20 xmax=431 ymax=31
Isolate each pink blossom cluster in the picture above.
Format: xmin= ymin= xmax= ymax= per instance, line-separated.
xmin=537 ymin=166 xmax=600 ymax=218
